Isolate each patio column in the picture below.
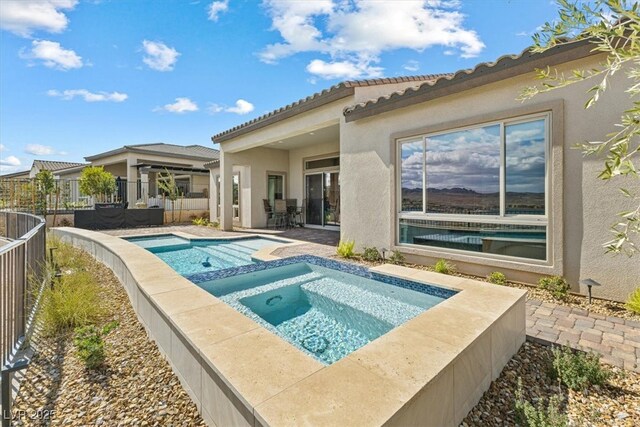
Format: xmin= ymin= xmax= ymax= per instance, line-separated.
xmin=220 ymin=151 xmax=234 ymax=231
xmin=126 ymin=158 xmax=137 ymax=203
xmin=139 ymin=167 xmax=150 ymax=202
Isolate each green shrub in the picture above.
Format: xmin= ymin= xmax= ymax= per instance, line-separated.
xmin=74 ymin=321 xmax=118 ymax=369
xmin=41 ymin=271 xmax=105 ymax=335
xmin=625 ymin=287 xmax=640 ymax=314
xmin=388 ymin=250 xmax=405 ymax=265
xmin=434 ymin=259 xmax=456 ymax=275
xmin=514 ymin=378 xmax=567 ymax=427
xmin=47 ymin=238 xmax=90 ymax=271
xmin=192 ymin=217 xmax=209 ymax=226
xmin=538 ymin=276 xmax=570 ymax=301
xmin=336 ymin=240 xmax=355 ymax=258
xmin=549 ymin=346 xmax=610 ymax=390
xmin=488 ymin=271 xmax=507 ymax=285
xmin=362 ymin=247 xmax=381 ymax=262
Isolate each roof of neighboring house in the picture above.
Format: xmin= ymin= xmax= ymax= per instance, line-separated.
xmin=343 ymin=39 xmax=596 ymax=121
xmin=53 ymin=164 xmax=88 ymax=175
xmin=33 ymin=160 xmax=86 ymax=172
xmin=0 ymin=170 xmax=30 ymax=179
xmin=85 ymin=143 xmax=220 ymax=162
xmin=211 ymin=74 xmax=448 ymax=143
xmin=203 ymin=159 xmax=220 ymax=169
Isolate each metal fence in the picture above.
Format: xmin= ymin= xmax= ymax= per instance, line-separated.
xmin=0 ymin=178 xmax=210 ymax=213
xmin=0 ymin=212 xmax=46 ymax=422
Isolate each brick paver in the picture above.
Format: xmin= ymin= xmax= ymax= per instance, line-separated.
xmin=527 ymin=300 xmax=640 ymax=372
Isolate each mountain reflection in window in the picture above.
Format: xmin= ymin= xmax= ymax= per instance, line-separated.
xmin=506 ymin=119 xmax=546 ymax=215
xmin=425 ymin=124 xmax=500 ymax=215
xmin=400 ymin=139 xmax=423 ymax=211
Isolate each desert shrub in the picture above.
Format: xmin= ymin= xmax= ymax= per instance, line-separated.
xmin=625 ymin=288 xmax=640 ymax=314
xmin=549 ymin=346 xmax=610 ymax=390
xmin=336 ymin=240 xmax=355 ymax=258
xmin=434 ymin=259 xmax=456 ymax=275
xmin=58 ymin=218 xmax=72 ymax=227
xmin=388 ymin=250 xmax=405 ymax=265
xmin=488 ymin=271 xmax=507 ymax=285
xmin=192 ymin=217 xmax=209 ymax=226
xmin=514 ymin=378 xmax=567 ymax=427
xmin=41 ymin=271 xmax=105 ymax=335
xmin=47 ymin=238 xmax=90 ymax=272
xmin=362 ymin=247 xmax=381 ymax=262
xmin=74 ymin=321 xmax=118 ymax=369
xmin=538 ymin=276 xmax=570 ymax=301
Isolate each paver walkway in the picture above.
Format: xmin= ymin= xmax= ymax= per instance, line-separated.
xmin=527 ymin=299 xmax=640 ymax=372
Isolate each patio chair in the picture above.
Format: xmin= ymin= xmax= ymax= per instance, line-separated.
xmin=286 ymin=199 xmax=301 ymax=227
xmin=274 ymin=199 xmax=288 ymax=229
xmin=263 ymin=199 xmax=277 ymax=229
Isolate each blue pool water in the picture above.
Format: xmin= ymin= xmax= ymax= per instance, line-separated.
xmin=126 ymin=235 xmax=283 ymax=276
xmin=198 ymin=260 xmax=453 ymax=365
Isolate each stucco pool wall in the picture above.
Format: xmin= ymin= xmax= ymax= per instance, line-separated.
xmin=51 ymin=227 xmax=526 ymax=427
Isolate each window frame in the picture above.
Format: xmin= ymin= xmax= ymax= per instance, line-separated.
xmin=396 ymin=111 xmax=551 ymax=261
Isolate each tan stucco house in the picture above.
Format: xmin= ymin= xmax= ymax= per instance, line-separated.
xmin=216 ymin=41 xmax=633 ymax=302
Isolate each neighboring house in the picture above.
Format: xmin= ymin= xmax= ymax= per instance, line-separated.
xmin=211 ymin=40 xmax=639 ymax=302
xmin=0 ymin=160 xmax=86 ymax=179
xmin=84 ymin=143 xmax=219 ymax=205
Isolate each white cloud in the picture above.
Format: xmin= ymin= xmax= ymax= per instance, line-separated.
xmin=20 ymin=40 xmax=83 ymax=70
xmin=208 ymin=0 xmax=229 ymax=21
xmin=0 ymin=144 xmax=6 ymax=152
xmin=260 ymin=0 xmax=484 ymax=79
xmin=403 ymin=60 xmax=420 ymax=72
xmin=0 ymin=155 xmax=21 ymax=167
xmin=24 ymin=144 xmax=54 ymax=155
xmin=142 ymin=40 xmax=180 ymax=71
xmin=47 ymin=89 xmax=128 ymax=102
xmin=155 ymin=97 xmax=199 ymax=114
xmin=306 ymin=59 xmax=382 ymax=80
xmin=209 ymin=99 xmax=254 ymax=115
xmin=0 ymin=0 xmax=78 ymax=38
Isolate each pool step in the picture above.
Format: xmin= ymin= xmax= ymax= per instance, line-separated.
xmin=220 ymin=271 xmax=325 ymax=303
xmin=218 ymin=242 xmax=256 ymax=257
xmin=195 ymin=246 xmax=252 ymax=267
xmin=301 ymin=278 xmax=424 ymax=326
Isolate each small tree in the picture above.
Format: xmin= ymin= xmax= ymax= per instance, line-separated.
xmin=35 ymin=169 xmax=55 ymax=217
xmin=157 ymin=169 xmax=181 ymax=222
xmin=520 ymin=0 xmax=639 ymax=256
xmin=79 ymin=166 xmax=116 ymax=203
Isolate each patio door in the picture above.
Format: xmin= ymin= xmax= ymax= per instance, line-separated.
xmin=305 ymin=171 xmax=340 ymax=228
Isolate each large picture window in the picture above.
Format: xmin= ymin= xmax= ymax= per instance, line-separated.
xmin=398 ymin=113 xmax=549 ymax=261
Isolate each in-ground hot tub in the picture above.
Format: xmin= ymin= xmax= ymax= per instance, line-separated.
xmin=195 ymin=260 xmax=456 ymax=365
xmin=52 ymin=228 xmax=527 ymax=427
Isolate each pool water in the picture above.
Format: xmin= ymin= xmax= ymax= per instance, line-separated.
xmin=126 ymin=235 xmax=282 ymax=276
xmin=200 ymin=262 xmax=450 ymax=365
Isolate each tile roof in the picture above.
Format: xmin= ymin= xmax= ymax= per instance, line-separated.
xmin=211 ymin=74 xmax=447 ymax=143
xmin=33 ymin=160 xmax=86 ymax=171
xmin=85 ymin=143 xmax=220 ymax=161
xmin=343 ymin=39 xmax=596 ymax=121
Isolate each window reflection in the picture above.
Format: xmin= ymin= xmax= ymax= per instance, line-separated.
xmin=505 ymin=119 xmax=546 ymax=215
xmin=426 ymin=124 xmax=500 ymax=215
xmin=400 ymin=140 xmax=423 ymax=211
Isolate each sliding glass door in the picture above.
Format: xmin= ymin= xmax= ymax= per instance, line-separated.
xmin=305 ymin=171 xmax=340 ymax=228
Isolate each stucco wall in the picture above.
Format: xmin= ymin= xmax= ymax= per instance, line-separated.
xmin=340 ymin=55 xmax=639 ymax=301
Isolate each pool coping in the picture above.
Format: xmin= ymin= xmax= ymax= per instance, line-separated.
xmin=51 ymin=227 xmax=526 ymax=427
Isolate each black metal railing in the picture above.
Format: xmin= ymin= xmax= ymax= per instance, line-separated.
xmin=0 ymin=212 xmax=46 ymax=423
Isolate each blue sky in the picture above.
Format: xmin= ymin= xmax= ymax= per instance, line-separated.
xmin=0 ymin=0 xmax=559 ymax=174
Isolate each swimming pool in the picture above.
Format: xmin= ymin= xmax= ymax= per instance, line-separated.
xmin=193 ymin=257 xmax=456 ymax=364
xmin=126 ymin=234 xmax=285 ymax=276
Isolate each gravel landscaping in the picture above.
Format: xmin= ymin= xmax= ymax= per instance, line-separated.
xmin=10 ymin=246 xmax=205 ymax=426
xmin=463 ymin=341 xmax=640 ymax=427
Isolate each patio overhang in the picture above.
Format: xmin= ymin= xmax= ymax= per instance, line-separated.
xmin=132 ymin=163 xmax=210 ymax=176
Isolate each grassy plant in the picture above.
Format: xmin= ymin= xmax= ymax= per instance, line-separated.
xmin=514 ymin=378 xmax=567 ymax=427
xmin=41 ymin=271 xmax=105 ymax=335
xmin=625 ymin=287 xmax=640 ymax=315
xmin=361 ymin=247 xmax=381 ymax=262
xmin=74 ymin=321 xmax=118 ymax=369
xmin=47 ymin=237 xmax=90 ymax=272
xmin=487 ymin=271 xmax=507 ymax=285
xmin=336 ymin=240 xmax=355 ymax=258
xmin=538 ymin=276 xmax=570 ymax=301
xmin=388 ymin=250 xmax=405 ymax=265
xmin=434 ymin=259 xmax=456 ymax=275
xmin=549 ymin=346 xmax=610 ymax=391
xmin=192 ymin=217 xmax=209 ymax=226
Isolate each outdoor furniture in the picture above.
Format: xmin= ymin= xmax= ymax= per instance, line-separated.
xmin=263 ymin=199 xmax=281 ymax=229
xmin=286 ymin=199 xmax=303 ymax=227
xmin=274 ymin=199 xmax=288 ymax=229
